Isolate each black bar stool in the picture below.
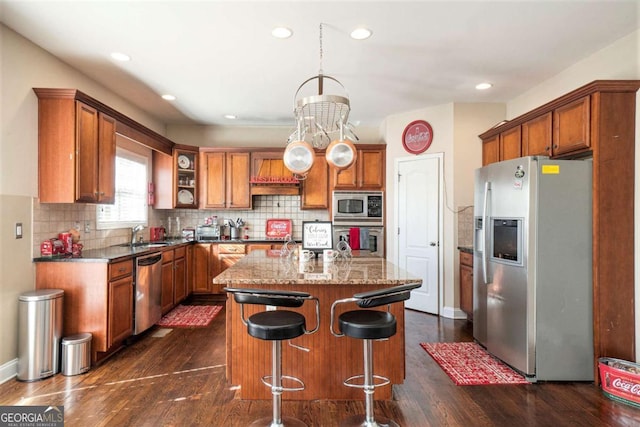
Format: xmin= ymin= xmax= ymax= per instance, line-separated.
xmin=225 ymin=287 xmax=320 ymax=427
xmin=330 ymin=283 xmax=421 ymax=427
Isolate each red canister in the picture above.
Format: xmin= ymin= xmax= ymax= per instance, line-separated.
xmin=59 ymin=232 xmax=72 ymax=253
xmin=40 ymin=240 xmax=53 ymax=256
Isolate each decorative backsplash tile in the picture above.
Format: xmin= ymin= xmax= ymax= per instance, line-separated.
xmin=457 ymin=206 xmax=474 ymax=247
xmin=32 ymin=195 xmax=328 ymax=256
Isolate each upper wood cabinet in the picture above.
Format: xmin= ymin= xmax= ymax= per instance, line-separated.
xmin=200 ymin=150 xmax=251 ymax=209
xmin=553 ymin=95 xmax=591 ymax=156
xmin=332 ymin=144 xmax=386 ymax=190
xmin=499 ymin=126 xmax=522 ymax=161
xmin=522 ymin=112 xmax=552 ymax=157
xmin=482 ymin=135 xmax=499 ymax=166
xmin=301 ymin=150 xmax=329 ymax=209
xmin=481 ymin=94 xmax=592 ymax=164
xmin=35 ymin=90 xmax=116 ymax=203
xmin=250 ymin=150 xmax=300 ymax=196
xmin=153 ymin=145 xmax=199 ymax=209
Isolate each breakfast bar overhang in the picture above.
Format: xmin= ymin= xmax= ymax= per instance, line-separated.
xmin=213 ymin=251 xmax=422 ymax=400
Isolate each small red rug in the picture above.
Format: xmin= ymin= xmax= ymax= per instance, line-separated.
xmin=420 ymin=342 xmax=529 ymax=385
xmin=156 ymin=305 xmax=223 ymax=328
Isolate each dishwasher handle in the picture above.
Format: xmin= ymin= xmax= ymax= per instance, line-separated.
xmin=137 ymin=253 xmax=162 ymax=266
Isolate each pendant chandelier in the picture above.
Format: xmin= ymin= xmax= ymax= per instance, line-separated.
xmin=283 ymin=23 xmax=358 ymax=177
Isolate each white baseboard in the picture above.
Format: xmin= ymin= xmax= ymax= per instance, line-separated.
xmin=441 ymin=305 xmax=469 ymax=320
xmin=0 ymin=358 xmax=18 ymax=385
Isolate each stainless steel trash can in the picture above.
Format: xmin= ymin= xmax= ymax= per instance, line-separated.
xmin=17 ymin=289 xmax=64 ymax=381
xmin=61 ymin=333 xmax=92 ymax=376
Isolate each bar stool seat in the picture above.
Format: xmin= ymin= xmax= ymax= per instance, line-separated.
xmin=225 ymin=287 xmax=319 ymax=427
xmin=331 ymin=283 xmax=421 ymax=427
xmin=248 ymin=311 xmax=307 ymax=341
xmin=338 ymin=310 xmax=396 ymax=340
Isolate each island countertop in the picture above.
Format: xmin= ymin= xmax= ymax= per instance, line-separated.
xmin=212 ymin=250 xmax=422 ymax=286
xmin=217 ymin=250 xmax=422 ymax=401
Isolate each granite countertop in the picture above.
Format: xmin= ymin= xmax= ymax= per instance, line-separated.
xmin=33 ymin=238 xmax=294 ymax=263
xmin=458 ymin=245 xmax=473 ymax=254
xmin=212 ymin=250 xmax=423 ymax=286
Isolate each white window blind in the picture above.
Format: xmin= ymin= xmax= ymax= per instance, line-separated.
xmin=97 ymin=147 xmax=148 ymax=229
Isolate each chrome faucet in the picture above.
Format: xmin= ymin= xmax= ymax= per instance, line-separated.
xmin=131 ymin=225 xmax=145 ymax=245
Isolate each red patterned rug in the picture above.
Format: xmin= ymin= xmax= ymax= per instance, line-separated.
xmin=156 ymin=305 xmax=223 ymax=328
xmin=420 ymin=342 xmax=529 ymax=385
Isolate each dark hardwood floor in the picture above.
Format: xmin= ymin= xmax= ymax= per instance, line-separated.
xmin=2 ymin=307 xmax=640 ymax=426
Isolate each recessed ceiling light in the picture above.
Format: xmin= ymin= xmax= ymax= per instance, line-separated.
xmin=110 ymin=52 xmax=131 ymax=62
xmin=161 ymin=94 xmax=176 ymax=101
xmin=224 ymin=114 xmax=237 ymax=120
xmin=350 ymin=27 xmax=372 ymax=40
xmin=272 ymin=27 xmax=293 ymax=39
xmin=475 ymin=82 xmax=493 ymax=90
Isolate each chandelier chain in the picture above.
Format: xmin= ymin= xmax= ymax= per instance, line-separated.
xmin=319 ymin=23 xmax=323 ymax=74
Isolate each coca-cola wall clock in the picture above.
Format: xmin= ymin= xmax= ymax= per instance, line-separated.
xmin=402 ymin=120 xmax=433 ymax=154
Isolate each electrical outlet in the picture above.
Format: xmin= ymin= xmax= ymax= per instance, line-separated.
xmin=84 ymin=221 xmax=91 ymax=233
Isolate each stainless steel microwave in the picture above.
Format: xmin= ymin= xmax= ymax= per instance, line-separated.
xmin=332 ymin=191 xmax=383 ymax=226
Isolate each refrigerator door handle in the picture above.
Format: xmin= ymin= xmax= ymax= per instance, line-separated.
xmin=482 ymin=181 xmax=491 ymax=284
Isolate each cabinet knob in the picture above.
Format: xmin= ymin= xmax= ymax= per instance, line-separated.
xmin=545 ymin=146 xmax=550 ymax=151
xmin=553 ymin=144 xmax=558 ymax=149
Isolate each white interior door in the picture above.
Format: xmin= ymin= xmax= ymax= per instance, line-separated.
xmin=397 ymin=156 xmax=440 ymax=314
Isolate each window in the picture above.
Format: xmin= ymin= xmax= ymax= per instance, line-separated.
xmin=97 ymin=147 xmax=149 ymax=229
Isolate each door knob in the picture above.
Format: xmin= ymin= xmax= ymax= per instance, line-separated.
xmin=430 ymin=242 xmax=437 ymax=247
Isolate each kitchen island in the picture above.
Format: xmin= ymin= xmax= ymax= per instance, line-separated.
xmin=212 ymin=250 xmax=422 ymax=400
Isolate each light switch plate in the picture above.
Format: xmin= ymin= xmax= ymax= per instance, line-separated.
xmin=16 ymin=222 xmax=23 ymax=239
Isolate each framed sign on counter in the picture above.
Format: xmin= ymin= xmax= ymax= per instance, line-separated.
xmin=302 ymin=221 xmax=333 ymax=253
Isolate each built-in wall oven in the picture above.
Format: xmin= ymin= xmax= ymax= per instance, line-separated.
xmin=333 ymin=226 xmax=384 ymax=257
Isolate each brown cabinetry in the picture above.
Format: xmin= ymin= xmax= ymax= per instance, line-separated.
xmin=215 ymin=244 xmax=246 ymax=279
xmin=161 ymin=246 xmax=188 ymax=312
xmin=193 ymin=243 xmax=215 ymax=294
xmin=552 ymin=95 xmax=591 ymax=156
xmin=34 ymin=89 xmax=116 ymax=203
xmin=250 ymin=150 xmax=300 ymax=196
xmin=482 ymin=135 xmax=499 ymax=166
xmin=301 ymin=150 xmax=329 ymax=209
xmin=332 ymin=145 xmax=386 ymax=190
xmin=153 ymin=145 xmax=199 ymax=209
xmin=161 ymin=250 xmax=175 ymax=314
xmin=459 ymin=251 xmax=473 ymax=320
xmin=200 ymin=150 xmax=251 ymax=209
xmin=499 ymin=126 xmax=522 ymax=161
xmin=522 ymin=112 xmax=552 ymax=156
xmin=35 ymin=258 xmax=134 ymax=364
xmin=108 ymin=264 xmax=134 ymax=346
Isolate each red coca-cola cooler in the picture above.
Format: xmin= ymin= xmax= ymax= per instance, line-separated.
xmin=599 ymin=357 xmax=640 ymax=408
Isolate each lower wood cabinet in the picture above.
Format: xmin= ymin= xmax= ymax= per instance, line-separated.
xmin=193 ymin=243 xmax=215 ymax=294
xmin=161 ymin=246 xmax=188 ymax=313
xmin=459 ymin=251 xmax=473 ymax=320
xmin=35 ymin=259 xmax=134 ymax=364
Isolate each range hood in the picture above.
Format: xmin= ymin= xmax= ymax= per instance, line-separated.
xmin=250 ymin=156 xmax=300 ymax=196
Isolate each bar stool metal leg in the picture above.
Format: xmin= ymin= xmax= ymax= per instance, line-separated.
xmin=340 ymin=339 xmax=399 ymax=427
xmin=251 ymin=340 xmax=306 ymax=427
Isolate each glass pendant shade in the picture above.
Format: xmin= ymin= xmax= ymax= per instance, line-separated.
xmin=325 ymin=139 xmax=357 ymax=170
xmin=283 ymin=140 xmax=316 ymax=174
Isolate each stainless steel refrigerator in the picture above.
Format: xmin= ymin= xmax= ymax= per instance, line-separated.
xmin=473 ymin=156 xmax=593 ymax=381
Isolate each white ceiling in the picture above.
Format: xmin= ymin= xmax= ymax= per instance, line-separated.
xmin=1 ymin=1 xmax=638 ymax=131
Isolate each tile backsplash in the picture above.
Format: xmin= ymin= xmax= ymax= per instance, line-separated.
xmin=457 ymin=205 xmax=474 ymax=247
xmin=33 ymin=195 xmax=328 ymax=256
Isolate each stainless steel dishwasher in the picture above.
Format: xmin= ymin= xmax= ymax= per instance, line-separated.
xmin=134 ymin=252 xmax=163 ymax=335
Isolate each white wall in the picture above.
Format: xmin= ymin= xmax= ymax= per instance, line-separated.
xmin=166 ymin=123 xmax=384 ymax=148
xmin=383 ymin=103 xmax=505 ymax=316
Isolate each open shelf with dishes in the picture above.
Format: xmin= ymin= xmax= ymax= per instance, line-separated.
xmin=174 ymin=149 xmax=198 ymax=208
